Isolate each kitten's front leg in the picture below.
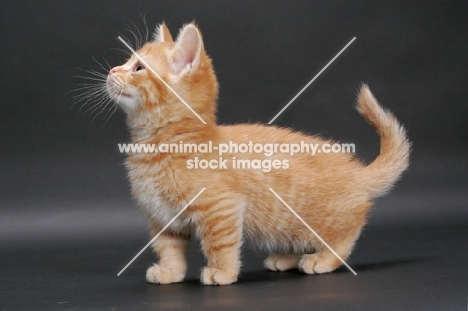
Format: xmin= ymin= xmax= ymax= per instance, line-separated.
xmin=197 ymin=205 xmax=243 ymax=285
xmin=146 ymin=222 xmax=190 ymax=284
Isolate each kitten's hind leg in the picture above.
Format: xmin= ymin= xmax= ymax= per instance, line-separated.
xmin=264 ymin=254 xmax=300 ymax=271
xmin=299 ymin=251 xmax=341 ymax=274
xmin=298 ymin=231 xmax=359 ymax=274
xmin=146 ymin=222 xmax=190 ymax=284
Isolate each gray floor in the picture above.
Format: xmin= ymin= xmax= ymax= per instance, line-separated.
xmin=1 ymin=185 xmax=467 ymax=311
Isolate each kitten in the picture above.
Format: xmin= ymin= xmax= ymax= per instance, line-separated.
xmin=105 ymin=23 xmax=410 ymax=285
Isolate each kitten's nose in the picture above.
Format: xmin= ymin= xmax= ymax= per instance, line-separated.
xmin=109 ymin=67 xmax=118 ymax=75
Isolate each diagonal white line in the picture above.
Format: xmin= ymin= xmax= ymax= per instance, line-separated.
xmin=117 ymin=188 xmax=206 ymax=276
xmin=117 ymin=36 xmax=207 ymax=125
xmin=268 ymin=37 xmax=356 ymax=124
xmin=268 ymin=188 xmax=357 ymax=275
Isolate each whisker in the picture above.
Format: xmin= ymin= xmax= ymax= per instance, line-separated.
xmin=103 ymin=92 xmax=121 ymax=126
xmin=82 ymin=95 xmax=107 ymax=115
xmin=73 ymin=86 xmax=106 ymax=100
xmin=91 ymin=93 xmax=116 ymax=123
xmin=67 ymin=84 xmax=103 ymax=101
xmin=70 ymin=90 xmax=104 ymax=106
xmin=125 ymin=27 xmax=138 ymax=51
xmin=131 ymin=20 xmax=144 ymax=49
xmin=84 ymin=72 xmax=107 ymax=80
xmin=69 ymin=86 xmax=107 ymax=112
xmin=88 ymin=98 xmax=111 ymax=120
xmin=69 ymin=84 xmax=105 ymax=92
xmin=69 ymin=80 xmax=107 ymax=113
xmin=92 ymin=56 xmax=110 ymax=73
xmin=102 ymin=57 xmax=112 ymax=71
xmin=108 ymin=47 xmax=132 ymax=58
xmin=73 ymin=75 xmax=107 ymax=82
xmin=103 ymin=102 xmax=116 ymax=125
xmin=75 ymin=67 xmax=108 ymax=78
xmin=140 ymin=14 xmax=149 ymax=43
xmin=70 ymin=89 xmax=106 ymax=111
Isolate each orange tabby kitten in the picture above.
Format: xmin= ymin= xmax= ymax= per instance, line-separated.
xmin=106 ymin=23 xmax=410 ymax=285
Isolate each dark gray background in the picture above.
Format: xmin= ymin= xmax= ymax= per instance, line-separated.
xmin=1 ymin=1 xmax=467 ymax=310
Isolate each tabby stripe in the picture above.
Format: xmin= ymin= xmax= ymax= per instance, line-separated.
xmin=209 ymin=241 xmax=239 ymax=252
xmin=210 ymin=222 xmax=238 ymax=238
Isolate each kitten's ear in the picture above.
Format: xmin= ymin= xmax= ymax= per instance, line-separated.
xmin=153 ymin=22 xmax=173 ymax=42
xmin=171 ymin=23 xmax=203 ymax=76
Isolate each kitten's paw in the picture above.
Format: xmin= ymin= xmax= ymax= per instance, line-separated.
xmin=200 ymin=267 xmax=238 ymax=285
xmin=299 ymin=254 xmax=337 ymax=274
xmin=146 ymin=264 xmax=185 ymax=284
xmin=264 ymin=254 xmax=300 ymax=271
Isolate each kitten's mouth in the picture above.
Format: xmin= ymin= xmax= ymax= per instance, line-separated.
xmin=120 ymin=92 xmax=132 ymax=98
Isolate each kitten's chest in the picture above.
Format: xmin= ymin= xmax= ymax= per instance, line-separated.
xmin=126 ymin=157 xmax=191 ymax=230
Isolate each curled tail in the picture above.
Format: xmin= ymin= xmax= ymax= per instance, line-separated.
xmin=356 ymin=84 xmax=411 ymax=199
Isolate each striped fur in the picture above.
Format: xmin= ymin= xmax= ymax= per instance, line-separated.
xmin=106 ymin=23 xmax=410 ymax=285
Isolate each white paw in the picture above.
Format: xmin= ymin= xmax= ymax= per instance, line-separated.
xmin=146 ymin=264 xmax=185 ymax=284
xmin=264 ymin=254 xmax=299 ymax=271
xmin=299 ymin=254 xmax=335 ymax=274
xmin=200 ymin=267 xmax=237 ymax=285
xmin=264 ymin=254 xmax=281 ymax=271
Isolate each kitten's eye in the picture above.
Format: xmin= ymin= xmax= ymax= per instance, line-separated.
xmin=134 ymin=64 xmax=145 ymax=72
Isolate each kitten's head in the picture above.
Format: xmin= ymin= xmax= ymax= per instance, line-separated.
xmin=107 ymin=23 xmax=218 ymax=126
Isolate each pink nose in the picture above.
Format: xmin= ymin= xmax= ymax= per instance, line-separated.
xmin=109 ymin=67 xmax=118 ymax=75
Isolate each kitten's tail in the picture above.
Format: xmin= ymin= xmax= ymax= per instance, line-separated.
xmin=356 ymin=84 xmax=411 ymax=199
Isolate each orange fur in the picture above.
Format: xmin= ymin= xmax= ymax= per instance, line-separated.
xmin=106 ymin=23 xmax=410 ymax=285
